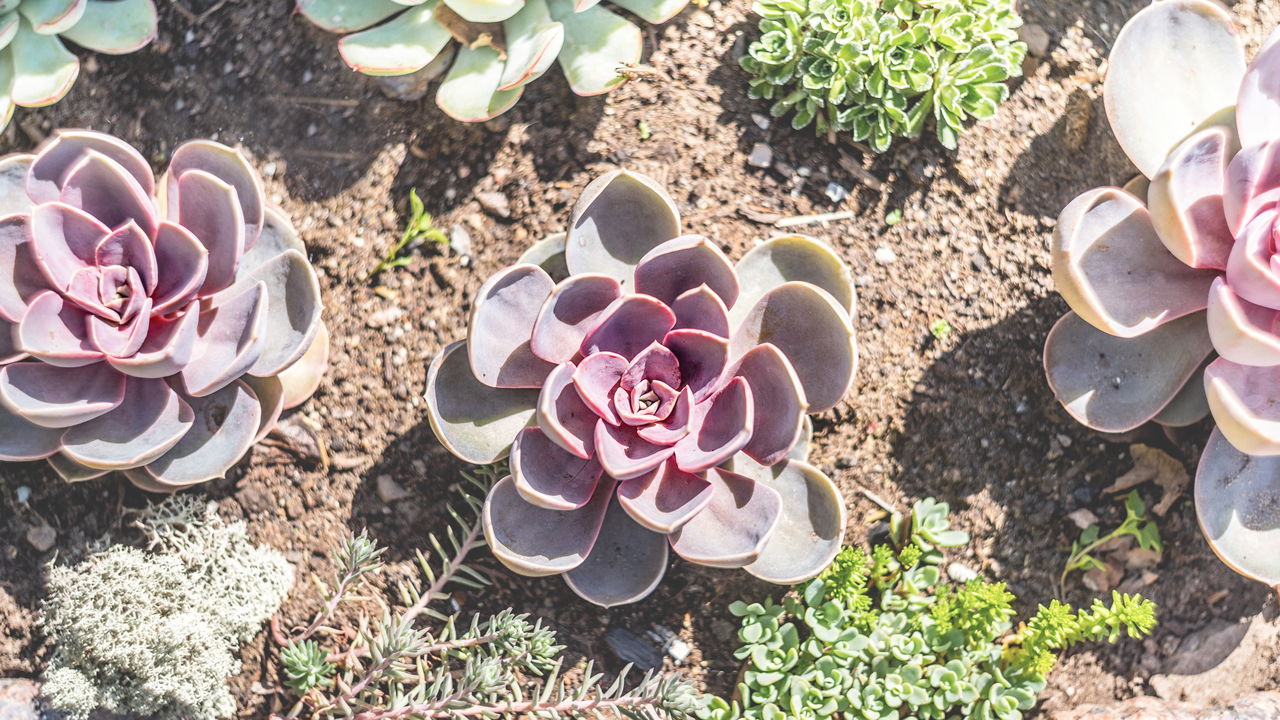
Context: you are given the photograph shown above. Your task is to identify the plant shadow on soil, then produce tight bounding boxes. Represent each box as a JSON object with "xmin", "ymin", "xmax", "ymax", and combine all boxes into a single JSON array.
[{"xmin": 889, "ymin": 291, "xmax": 1273, "ymax": 683}]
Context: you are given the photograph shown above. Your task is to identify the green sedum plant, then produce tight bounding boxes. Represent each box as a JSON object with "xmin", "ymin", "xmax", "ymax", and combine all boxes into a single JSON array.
[
  {"xmin": 741, "ymin": 0, "xmax": 1026, "ymax": 152},
  {"xmin": 40, "ymin": 495, "xmax": 293, "ymax": 720},
  {"xmin": 702, "ymin": 499, "xmax": 1157, "ymax": 720},
  {"xmin": 1060, "ymin": 490, "xmax": 1161, "ymax": 598}
]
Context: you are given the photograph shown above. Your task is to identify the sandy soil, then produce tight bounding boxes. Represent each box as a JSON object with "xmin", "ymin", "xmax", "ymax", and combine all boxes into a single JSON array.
[{"xmin": 2, "ymin": 0, "xmax": 1279, "ymax": 716}]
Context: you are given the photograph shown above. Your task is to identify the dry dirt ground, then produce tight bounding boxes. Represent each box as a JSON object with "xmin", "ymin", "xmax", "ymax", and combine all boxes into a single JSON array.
[{"xmin": 2, "ymin": 0, "xmax": 1279, "ymax": 716}]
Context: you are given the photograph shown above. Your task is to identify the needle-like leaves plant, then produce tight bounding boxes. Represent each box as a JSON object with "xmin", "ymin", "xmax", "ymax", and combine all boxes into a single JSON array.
[
  {"xmin": 424, "ymin": 170, "xmax": 858, "ymax": 607},
  {"xmin": 297, "ymin": 0, "xmax": 689, "ymax": 122},
  {"xmin": 741, "ymin": 0, "xmax": 1026, "ymax": 152},
  {"xmin": 275, "ymin": 465, "xmax": 706, "ymax": 720},
  {"xmin": 0, "ymin": 130, "xmax": 329, "ymax": 490},
  {"xmin": 1041, "ymin": 0, "xmax": 1280, "ymax": 587},
  {"xmin": 700, "ymin": 499, "xmax": 1158, "ymax": 720},
  {"xmin": 0, "ymin": 0, "xmax": 158, "ymax": 130}
]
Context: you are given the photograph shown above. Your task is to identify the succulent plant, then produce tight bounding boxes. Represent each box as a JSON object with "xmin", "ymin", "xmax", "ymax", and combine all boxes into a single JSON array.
[
  {"xmin": 741, "ymin": 0, "xmax": 1026, "ymax": 152},
  {"xmin": 1043, "ymin": 0, "xmax": 1280, "ymax": 587},
  {"xmin": 297, "ymin": 0, "xmax": 688, "ymax": 122},
  {"xmin": 699, "ymin": 499, "xmax": 1157, "ymax": 720},
  {"xmin": 0, "ymin": 0, "xmax": 158, "ymax": 130},
  {"xmin": 425, "ymin": 170, "xmax": 858, "ymax": 606},
  {"xmin": 0, "ymin": 130, "xmax": 328, "ymax": 491}
]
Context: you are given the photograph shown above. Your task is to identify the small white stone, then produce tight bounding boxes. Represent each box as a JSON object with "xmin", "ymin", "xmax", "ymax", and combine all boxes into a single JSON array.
[
  {"xmin": 947, "ymin": 563, "xmax": 979, "ymax": 583},
  {"xmin": 747, "ymin": 143, "xmax": 773, "ymax": 168},
  {"xmin": 752, "ymin": 113, "xmax": 771, "ymax": 130},
  {"xmin": 825, "ymin": 182, "xmax": 849, "ymax": 203},
  {"xmin": 667, "ymin": 639, "xmax": 691, "ymax": 663},
  {"xmin": 874, "ymin": 246, "xmax": 897, "ymax": 264},
  {"xmin": 15, "ymin": 485, "xmax": 30, "ymax": 504}
]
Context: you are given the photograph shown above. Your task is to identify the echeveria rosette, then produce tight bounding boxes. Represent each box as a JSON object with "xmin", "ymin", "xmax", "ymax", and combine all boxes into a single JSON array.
[
  {"xmin": 0, "ymin": 130, "xmax": 328, "ymax": 491},
  {"xmin": 0, "ymin": 0, "xmax": 158, "ymax": 130},
  {"xmin": 297, "ymin": 0, "xmax": 688, "ymax": 123},
  {"xmin": 425, "ymin": 170, "xmax": 857, "ymax": 607},
  {"xmin": 1042, "ymin": 0, "xmax": 1280, "ymax": 587},
  {"xmin": 740, "ymin": 0, "xmax": 1026, "ymax": 152}
]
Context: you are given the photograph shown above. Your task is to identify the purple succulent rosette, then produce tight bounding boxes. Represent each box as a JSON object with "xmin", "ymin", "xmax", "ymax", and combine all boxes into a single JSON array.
[
  {"xmin": 425, "ymin": 170, "xmax": 856, "ymax": 607},
  {"xmin": 1044, "ymin": 0, "xmax": 1280, "ymax": 586},
  {"xmin": 0, "ymin": 130, "xmax": 328, "ymax": 491}
]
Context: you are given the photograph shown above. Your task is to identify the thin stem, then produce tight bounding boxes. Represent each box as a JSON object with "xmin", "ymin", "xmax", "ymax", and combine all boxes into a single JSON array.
[
  {"xmin": 335, "ymin": 516, "xmax": 485, "ymax": 708},
  {"xmin": 294, "ymin": 573, "xmax": 360, "ymax": 644},
  {"xmin": 403, "ymin": 516, "xmax": 484, "ymax": 625}
]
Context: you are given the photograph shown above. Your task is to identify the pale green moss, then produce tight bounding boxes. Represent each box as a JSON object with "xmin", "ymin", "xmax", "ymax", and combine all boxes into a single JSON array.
[{"xmin": 40, "ymin": 495, "xmax": 293, "ymax": 720}]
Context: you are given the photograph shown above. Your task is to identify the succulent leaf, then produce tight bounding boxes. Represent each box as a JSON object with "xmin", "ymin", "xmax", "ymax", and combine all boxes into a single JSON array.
[
  {"xmin": 483, "ymin": 474, "xmax": 614, "ymax": 576},
  {"xmin": 1103, "ymin": 0, "xmax": 1245, "ymax": 177},
  {"xmin": 8, "ymin": 19, "xmax": 77, "ymax": 106},
  {"xmin": 58, "ymin": 0, "xmax": 155, "ymax": 54},
  {"xmin": 730, "ymin": 281, "xmax": 856, "ymax": 413},
  {"xmin": 60, "ymin": 376, "xmax": 193, "ymax": 470},
  {"xmin": 548, "ymin": 0, "xmax": 640, "ymax": 95},
  {"xmin": 563, "ymin": 498, "xmax": 668, "ymax": 606},
  {"xmin": 564, "ymin": 170, "xmax": 681, "ymax": 286},
  {"xmin": 497, "ymin": 0, "xmax": 563, "ymax": 90},
  {"xmin": 1044, "ymin": 311, "xmax": 1213, "ymax": 434},
  {"xmin": 296, "ymin": 0, "xmax": 405, "ymax": 33},
  {"xmin": 668, "ymin": 467, "xmax": 782, "ymax": 568},
  {"xmin": 436, "ymin": 44, "xmax": 524, "ymax": 122},
  {"xmin": 616, "ymin": 459, "xmax": 713, "ymax": 533},
  {"xmin": 1052, "ymin": 187, "xmax": 1217, "ymax": 338},
  {"xmin": 139, "ymin": 379, "xmax": 263, "ymax": 487},
  {"xmin": 425, "ymin": 340, "xmax": 538, "ymax": 464},
  {"xmin": 1147, "ymin": 124, "xmax": 1237, "ymax": 270},
  {"xmin": 1195, "ymin": 429, "xmax": 1280, "ymax": 585},
  {"xmin": 744, "ymin": 460, "xmax": 846, "ymax": 584},
  {"xmin": 338, "ymin": 2, "xmax": 451, "ymax": 75},
  {"xmin": 512, "ymin": 426, "xmax": 603, "ymax": 509},
  {"xmin": 1203, "ymin": 358, "xmax": 1280, "ymax": 455},
  {"xmin": 18, "ymin": 0, "xmax": 84, "ymax": 35}
]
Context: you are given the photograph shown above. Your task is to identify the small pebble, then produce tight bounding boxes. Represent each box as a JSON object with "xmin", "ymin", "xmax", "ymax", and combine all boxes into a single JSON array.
[
  {"xmin": 667, "ymin": 639, "xmax": 691, "ymax": 664},
  {"xmin": 476, "ymin": 191, "xmax": 511, "ymax": 218},
  {"xmin": 874, "ymin": 246, "xmax": 897, "ymax": 264},
  {"xmin": 1019, "ymin": 24, "xmax": 1051, "ymax": 57},
  {"xmin": 14, "ymin": 486, "xmax": 29, "ymax": 504},
  {"xmin": 747, "ymin": 143, "xmax": 773, "ymax": 168},
  {"xmin": 450, "ymin": 224, "xmax": 472, "ymax": 256},
  {"xmin": 751, "ymin": 113, "xmax": 771, "ymax": 130},
  {"xmin": 605, "ymin": 628, "xmax": 662, "ymax": 671},
  {"xmin": 947, "ymin": 562, "xmax": 978, "ymax": 582},
  {"xmin": 825, "ymin": 182, "xmax": 849, "ymax": 203},
  {"xmin": 25, "ymin": 523, "xmax": 56, "ymax": 553},
  {"xmin": 376, "ymin": 475, "xmax": 412, "ymax": 504}
]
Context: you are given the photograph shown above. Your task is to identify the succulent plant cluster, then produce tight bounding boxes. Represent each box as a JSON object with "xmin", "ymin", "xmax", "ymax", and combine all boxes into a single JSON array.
[
  {"xmin": 425, "ymin": 170, "xmax": 858, "ymax": 607},
  {"xmin": 0, "ymin": 130, "xmax": 328, "ymax": 491},
  {"xmin": 741, "ymin": 0, "xmax": 1026, "ymax": 152},
  {"xmin": 700, "ymin": 499, "xmax": 1158, "ymax": 720},
  {"xmin": 1043, "ymin": 0, "xmax": 1280, "ymax": 587},
  {"xmin": 297, "ymin": 0, "xmax": 689, "ymax": 122},
  {"xmin": 0, "ymin": 0, "xmax": 158, "ymax": 130}
]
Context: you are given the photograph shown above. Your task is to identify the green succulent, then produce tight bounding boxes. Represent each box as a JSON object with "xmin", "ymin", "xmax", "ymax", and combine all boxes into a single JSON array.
[
  {"xmin": 0, "ymin": 0, "xmax": 158, "ymax": 131},
  {"xmin": 741, "ymin": 0, "xmax": 1027, "ymax": 152},
  {"xmin": 702, "ymin": 498, "xmax": 1158, "ymax": 720}
]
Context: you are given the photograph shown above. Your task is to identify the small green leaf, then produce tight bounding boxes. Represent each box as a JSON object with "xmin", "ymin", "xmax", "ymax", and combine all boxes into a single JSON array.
[{"xmin": 885, "ymin": 208, "xmax": 903, "ymax": 225}]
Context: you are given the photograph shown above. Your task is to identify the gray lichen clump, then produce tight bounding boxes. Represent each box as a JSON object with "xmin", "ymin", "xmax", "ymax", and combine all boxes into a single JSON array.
[{"xmin": 39, "ymin": 495, "xmax": 293, "ymax": 720}]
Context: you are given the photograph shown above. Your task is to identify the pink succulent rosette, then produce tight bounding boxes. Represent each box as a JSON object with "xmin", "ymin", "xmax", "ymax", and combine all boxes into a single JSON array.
[
  {"xmin": 425, "ymin": 170, "xmax": 856, "ymax": 606},
  {"xmin": 0, "ymin": 130, "xmax": 328, "ymax": 491},
  {"xmin": 1044, "ymin": 0, "xmax": 1280, "ymax": 586}
]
